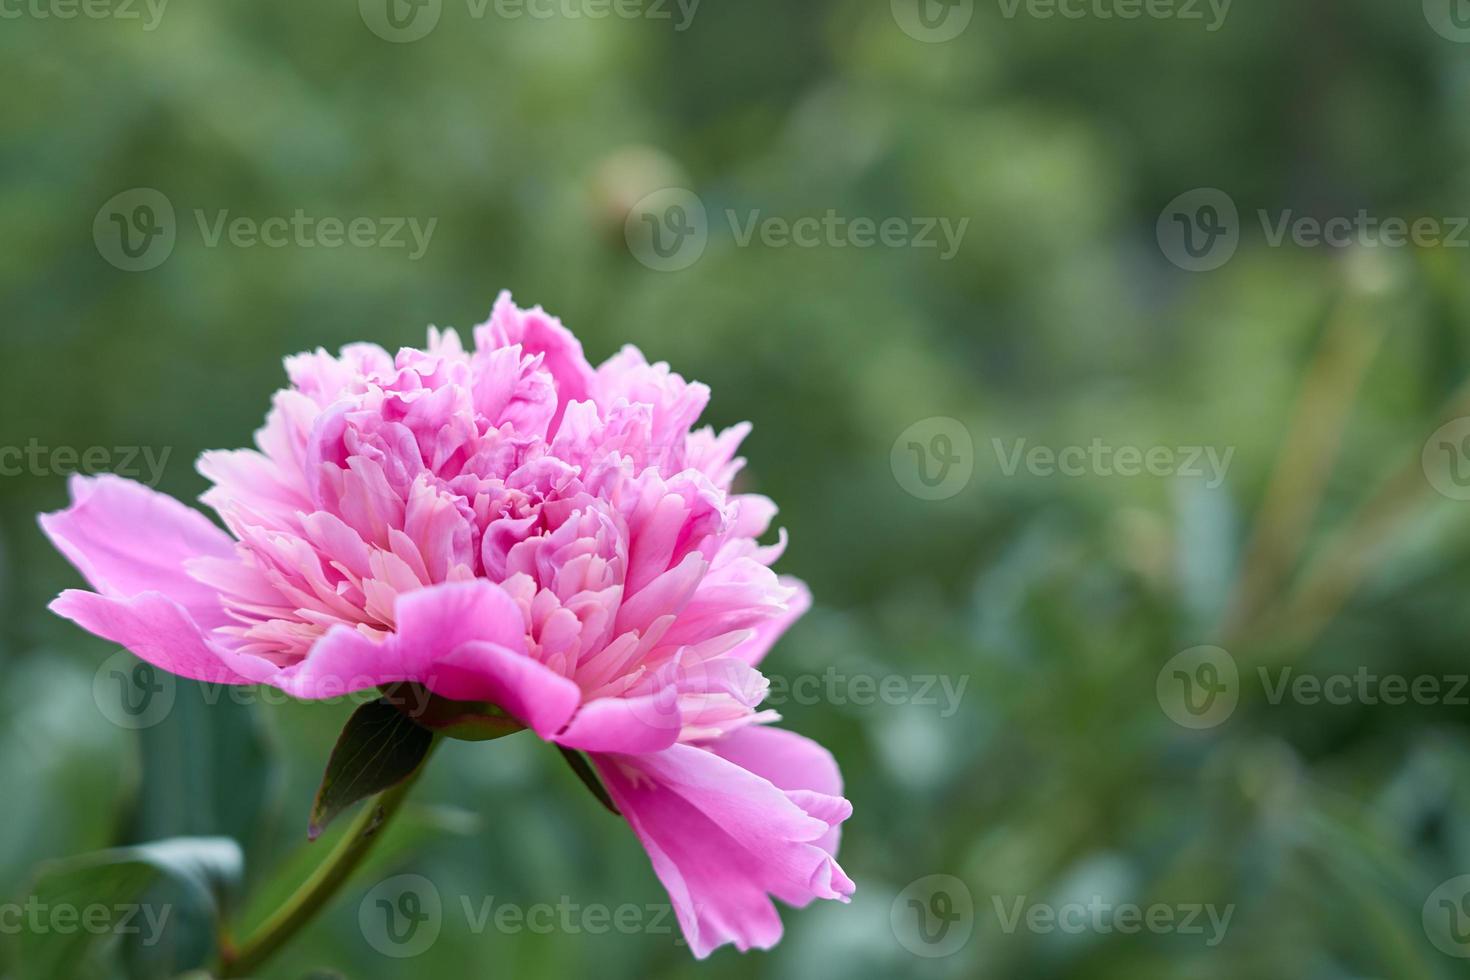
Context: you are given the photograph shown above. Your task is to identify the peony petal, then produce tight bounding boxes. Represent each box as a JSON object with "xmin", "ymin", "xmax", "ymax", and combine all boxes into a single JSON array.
[
  {"xmin": 553, "ymin": 693, "xmax": 683, "ymax": 754},
  {"xmin": 268, "ymin": 581, "xmax": 581, "ymax": 737},
  {"xmin": 438, "ymin": 640, "xmax": 581, "ymax": 737},
  {"xmin": 728, "ymin": 577, "xmax": 811, "ymax": 667},
  {"xmin": 614, "ymin": 551, "xmax": 706, "ymax": 637},
  {"xmin": 392, "ymin": 577, "xmax": 528, "ymax": 658},
  {"xmin": 475, "ymin": 291, "xmax": 595, "ymax": 433},
  {"xmin": 708, "ymin": 724, "xmax": 846, "ymax": 855},
  {"xmin": 593, "ymin": 742, "xmax": 853, "ymax": 958},
  {"xmin": 49, "ymin": 589, "xmax": 262, "ymax": 686},
  {"xmin": 39, "ymin": 474, "xmax": 238, "ymax": 629}
]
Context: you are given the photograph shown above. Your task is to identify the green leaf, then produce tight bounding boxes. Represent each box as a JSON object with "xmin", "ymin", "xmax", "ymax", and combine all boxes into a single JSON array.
[
  {"xmin": 308, "ymin": 698, "xmax": 434, "ymax": 841},
  {"xmin": 122, "ymin": 675, "xmax": 278, "ymax": 862},
  {"xmin": 18, "ymin": 836, "xmax": 242, "ymax": 980}
]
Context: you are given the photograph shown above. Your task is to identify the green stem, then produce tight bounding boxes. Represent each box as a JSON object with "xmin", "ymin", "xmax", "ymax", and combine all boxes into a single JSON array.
[{"xmin": 218, "ymin": 738, "xmax": 440, "ymax": 978}]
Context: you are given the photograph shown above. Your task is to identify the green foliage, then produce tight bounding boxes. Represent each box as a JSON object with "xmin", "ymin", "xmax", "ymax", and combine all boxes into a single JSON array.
[
  {"xmin": 309, "ymin": 699, "xmax": 435, "ymax": 841},
  {"xmin": 18, "ymin": 838, "xmax": 241, "ymax": 980}
]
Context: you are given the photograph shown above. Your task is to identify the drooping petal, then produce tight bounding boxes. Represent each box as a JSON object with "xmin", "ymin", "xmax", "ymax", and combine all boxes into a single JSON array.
[
  {"xmin": 708, "ymin": 724, "xmax": 846, "ymax": 855},
  {"xmin": 593, "ymin": 742, "xmax": 854, "ymax": 958}
]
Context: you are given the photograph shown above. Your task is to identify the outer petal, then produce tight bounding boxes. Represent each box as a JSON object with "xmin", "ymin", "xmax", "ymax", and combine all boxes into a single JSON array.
[
  {"xmin": 268, "ymin": 580, "xmax": 581, "ymax": 737},
  {"xmin": 48, "ymin": 589, "xmax": 261, "ymax": 686},
  {"xmin": 39, "ymin": 474, "xmax": 238, "ymax": 629},
  {"xmin": 592, "ymin": 741, "xmax": 854, "ymax": 958}
]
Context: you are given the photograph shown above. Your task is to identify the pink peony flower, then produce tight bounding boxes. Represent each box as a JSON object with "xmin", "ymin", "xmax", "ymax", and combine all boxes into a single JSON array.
[{"xmin": 39, "ymin": 292, "xmax": 853, "ymax": 957}]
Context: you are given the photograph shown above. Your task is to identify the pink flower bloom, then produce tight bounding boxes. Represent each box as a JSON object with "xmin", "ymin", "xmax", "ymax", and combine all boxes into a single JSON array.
[{"xmin": 39, "ymin": 292, "xmax": 853, "ymax": 957}]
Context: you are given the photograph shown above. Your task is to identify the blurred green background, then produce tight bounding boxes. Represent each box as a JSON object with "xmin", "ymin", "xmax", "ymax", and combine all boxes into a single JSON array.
[{"xmin": 7, "ymin": 1, "xmax": 1470, "ymax": 977}]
